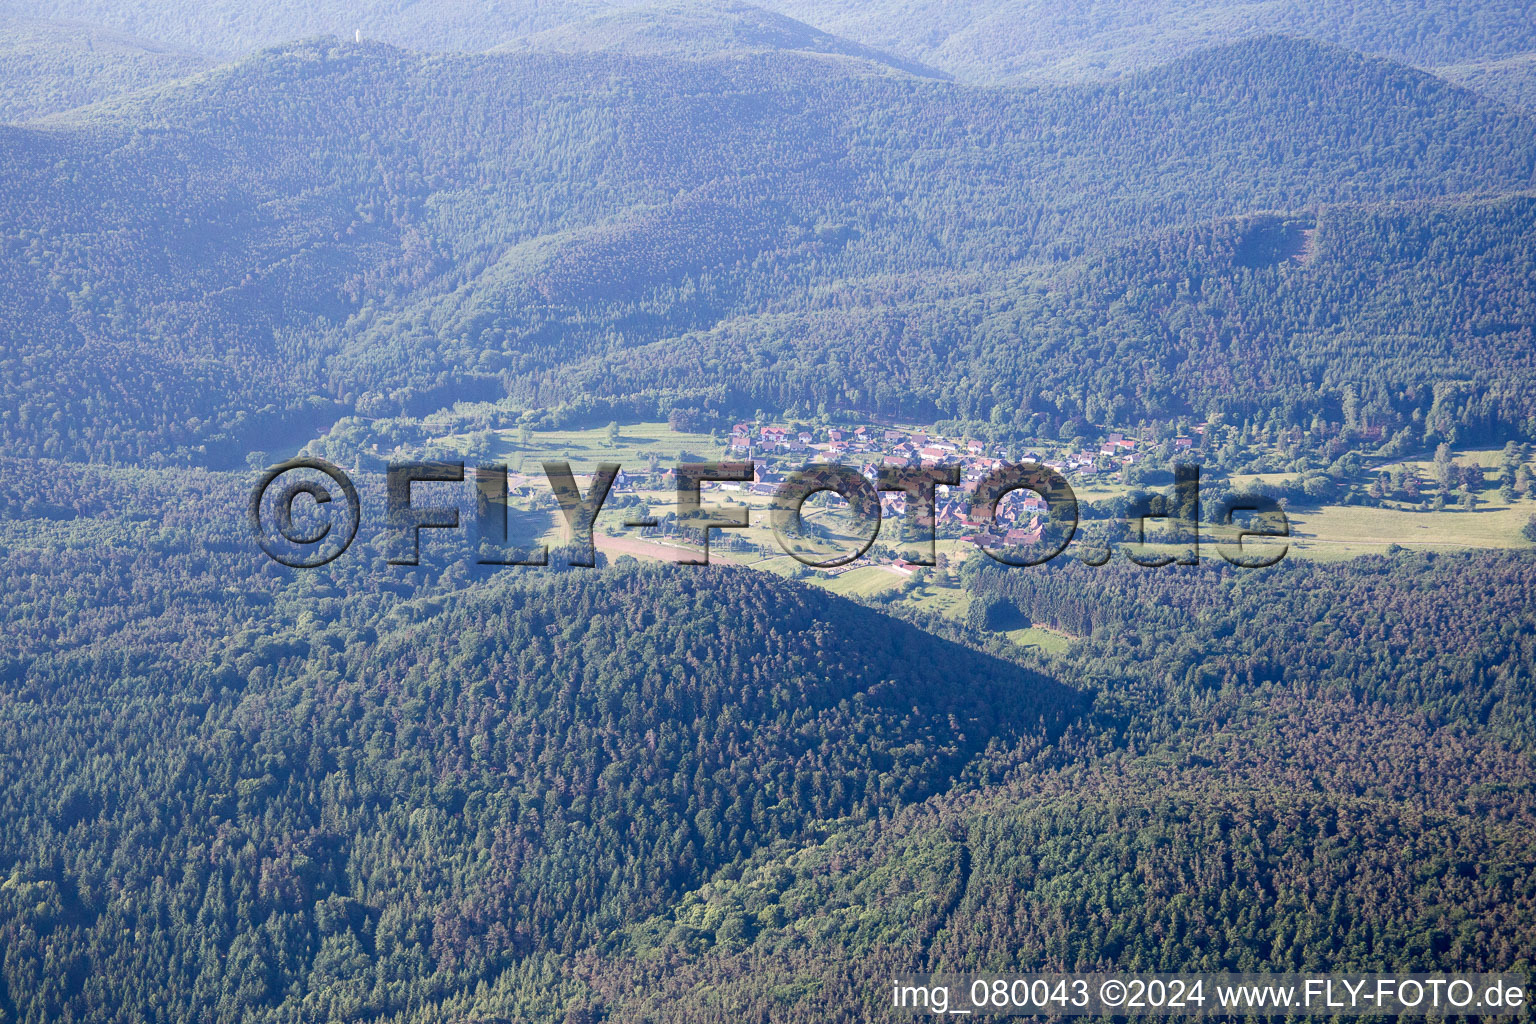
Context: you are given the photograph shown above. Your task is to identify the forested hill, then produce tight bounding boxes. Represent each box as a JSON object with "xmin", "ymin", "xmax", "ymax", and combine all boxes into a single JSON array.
[
  {"xmin": 499, "ymin": 1, "xmax": 945, "ymax": 79},
  {"xmin": 6, "ymin": 483, "xmax": 1528, "ymax": 1022},
  {"xmin": 0, "ymin": 559, "xmax": 1076, "ymax": 1023},
  {"xmin": 764, "ymin": 0, "xmax": 1536, "ymax": 87},
  {"xmin": 1436, "ymin": 52, "xmax": 1536, "ymax": 112},
  {"xmin": 3, "ymin": 35, "xmax": 1534, "ymax": 464},
  {"xmin": 0, "ymin": 16, "xmax": 211, "ymax": 123},
  {"xmin": 558, "ymin": 193, "xmax": 1536, "ymax": 444},
  {"xmin": 571, "ymin": 552, "xmax": 1536, "ymax": 1022},
  {"xmin": 3, "ymin": 5, "xmax": 1534, "ymax": 1023},
  {"xmin": 25, "ymin": 0, "xmax": 1536, "ymax": 89}
]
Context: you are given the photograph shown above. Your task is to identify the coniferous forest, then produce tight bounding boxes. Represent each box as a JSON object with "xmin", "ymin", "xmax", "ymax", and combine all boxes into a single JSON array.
[{"xmin": 2, "ymin": 2, "xmax": 1535, "ymax": 1021}]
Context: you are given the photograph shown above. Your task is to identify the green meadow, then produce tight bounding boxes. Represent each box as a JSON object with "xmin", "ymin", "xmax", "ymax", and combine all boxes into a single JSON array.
[{"xmin": 437, "ymin": 425, "xmax": 1535, "ymax": 634}]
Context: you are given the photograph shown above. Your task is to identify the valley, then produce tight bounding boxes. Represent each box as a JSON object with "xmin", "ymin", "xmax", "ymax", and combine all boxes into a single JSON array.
[{"xmin": 2, "ymin": 5, "xmax": 1535, "ymax": 1022}]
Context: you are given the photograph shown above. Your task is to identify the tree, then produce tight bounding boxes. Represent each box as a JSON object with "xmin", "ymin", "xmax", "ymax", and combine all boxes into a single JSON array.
[
  {"xmin": 465, "ymin": 430, "xmax": 497, "ymax": 462},
  {"xmin": 1433, "ymin": 444, "xmax": 1456, "ymax": 490},
  {"xmin": 1340, "ymin": 384, "xmax": 1361, "ymax": 432},
  {"xmin": 1501, "ymin": 441, "xmax": 1523, "ymax": 475}
]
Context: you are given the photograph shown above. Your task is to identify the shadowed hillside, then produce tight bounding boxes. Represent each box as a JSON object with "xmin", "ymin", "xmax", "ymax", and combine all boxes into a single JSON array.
[
  {"xmin": 2, "ymin": 36, "xmax": 1532, "ymax": 463},
  {"xmin": 0, "ymin": 560, "xmax": 1077, "ymax": 1022}
]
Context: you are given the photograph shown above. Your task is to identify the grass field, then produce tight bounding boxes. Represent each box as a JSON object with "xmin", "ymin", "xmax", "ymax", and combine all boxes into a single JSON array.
[
  {"xmin": 1285, "ymin": 501, "xmax": 1536, "ymax": 558},
  {"xmin": 1004, "ymin": 626, "xmax": 1074, "ymax": 654},
  {"xmin": 892, "ymin": 578, "xmax": 968, "ymax": 618},
  {"xmin": 440, "ymin": 421, "xmax": 728, "ymax": 473},
  {"xmin": 817, "ymin": 565, "xmax": 904, "ymax": 598},
  {"xmin": 574, "ymin": 489, "xmax": 1533, "ymax": 568},
  {"xmin": 427, "ymin": 425, "xmax": 1533, "ymax": 649},
  {"xmin": 1372, "ymin": 447, "xmax": 1513, "ymax": 473}
]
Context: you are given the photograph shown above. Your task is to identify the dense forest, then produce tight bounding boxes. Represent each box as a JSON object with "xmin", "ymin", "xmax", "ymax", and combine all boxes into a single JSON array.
[
  {"xmin": 19, "ymin": 0, "xmax": 1536, "ymax": 92},
  {"xmin": 1438, "ymin": 52, "xmax": 1536, "ymax": 111},
  {"xmin": 0, "ymin": 521, "xmax": 1076, "ymax": 1023},
  {"xmin": 549, "ymin": 196, "xmax": 1536, "ymax": 445},
  {"xmin": 3, "ymin": 35, "xmax": 1535, "ymax": 463},
  {"xmin": 499, "ymin": 2, "xmax": 945, "ymax": 79},
  {"xmin": 1, "ymin": 466, "xmax": 1531, "ymax": 1021},
  {"xmin": 3, "ymin": 5, "xmax": 1535, "ymax": 1022},
  {"xmin": 768, "ymin": 0, "xmax": 1536, "ymax": 88},
  {"xmin": 557, "ymin": 552, "xmax": 1536, "ymax": 1022},
  {"xmin": 0, "ymin": 16, "xmax": 211, "ymax": 123}
]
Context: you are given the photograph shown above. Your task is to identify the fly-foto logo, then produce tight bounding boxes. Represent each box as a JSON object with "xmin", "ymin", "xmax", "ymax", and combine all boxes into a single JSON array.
[{"xmin": 249, "ymin": 458, "xmax": 1288, "ymax": 569}]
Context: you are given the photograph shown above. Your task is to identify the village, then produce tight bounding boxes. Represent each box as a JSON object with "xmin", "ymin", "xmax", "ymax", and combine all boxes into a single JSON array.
[
  {"xmin": 549, "ymin": 419, "xmax": 1207, "ymax": 564},
  {"xmin": 329, "ymin": 405, "xmax": 1536, "ymax": 578}
]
